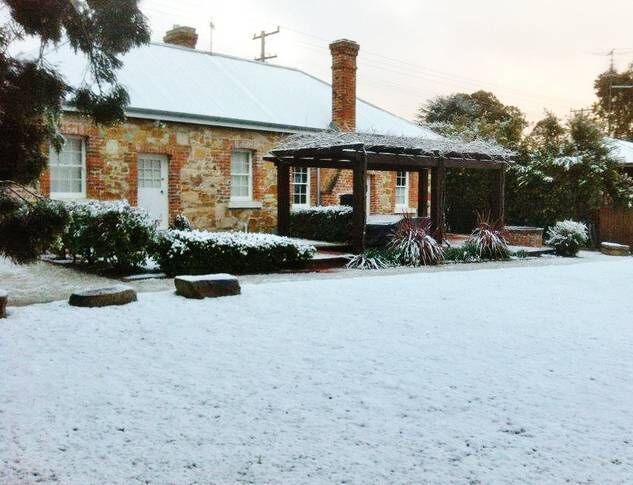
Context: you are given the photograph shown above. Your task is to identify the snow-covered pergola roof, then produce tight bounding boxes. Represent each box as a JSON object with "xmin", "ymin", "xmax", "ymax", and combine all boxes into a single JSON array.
[{"xmin": 269, "ymin": 131, "xmax": 514, "ymax": 168}]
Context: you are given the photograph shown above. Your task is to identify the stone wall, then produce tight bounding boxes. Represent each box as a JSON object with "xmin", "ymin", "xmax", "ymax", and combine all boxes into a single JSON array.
[
  {"xmin": 505, "ymin": 226, "xmax": 544, "ymax": 248},
  {"xmin": 41, "ymin": 114, "xmax": 415, "ymax": 232}
]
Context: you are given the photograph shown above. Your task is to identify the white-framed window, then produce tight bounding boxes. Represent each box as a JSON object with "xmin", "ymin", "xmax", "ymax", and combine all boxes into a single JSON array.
[
  {"xmin": 49, "ymin": 136, "xmax": 86, "ymax": 199},
  {"xmin": 395, "ymin": 171, "xmax": 409, "ymax": 208},
  {"xmin": 230, "ymin": 150, "xmax": 253, "ymax": 201},
  {"xmin": 292, "ymin": 167, "xmax": 310, "ymax": 207}
]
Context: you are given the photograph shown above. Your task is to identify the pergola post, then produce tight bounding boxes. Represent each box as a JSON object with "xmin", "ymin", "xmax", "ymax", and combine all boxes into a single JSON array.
[
  {"xmin": 417, "ymin": 168, "xmax": 429, "ymax": 217},
  {"xmin": 430, "ymin": 160, "xmax": 446, "ymax": 242},
  {"xmin": 492, "ymin": 164, "xmax": 506, "ymax": 225},
  {"xmin": 352, "ymin": 152, "xmax": 368, "ymax": 252},
  {"xmin": 276, "ymin": 162, "xmax": 290, "ymax": 236}
]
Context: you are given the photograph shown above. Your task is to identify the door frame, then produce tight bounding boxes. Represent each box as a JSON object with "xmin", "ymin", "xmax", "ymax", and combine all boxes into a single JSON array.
[{"xmin": 137, "ymin": 153, "xmax": 169, "ymax": 229}]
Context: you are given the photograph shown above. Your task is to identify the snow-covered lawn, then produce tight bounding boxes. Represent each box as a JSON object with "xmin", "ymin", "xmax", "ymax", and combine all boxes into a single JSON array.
[{"xmin": 2, "ymin": 259, "xmax": 633, "ymax": 483}]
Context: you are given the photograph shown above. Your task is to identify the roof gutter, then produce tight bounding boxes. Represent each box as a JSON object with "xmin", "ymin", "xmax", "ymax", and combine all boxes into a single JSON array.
[{"xmin": 62, "ymin": 105, "xmax": 325, "ymax": 135}]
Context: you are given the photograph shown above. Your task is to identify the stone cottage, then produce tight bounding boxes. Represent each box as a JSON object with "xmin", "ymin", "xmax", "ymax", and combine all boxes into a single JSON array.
[{"xmin": 42, "ymin": 26, "xmax": 438, "ymax": 231}]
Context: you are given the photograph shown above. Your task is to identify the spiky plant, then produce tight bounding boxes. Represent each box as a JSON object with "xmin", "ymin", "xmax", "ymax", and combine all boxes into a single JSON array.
[
  {"xmin": 466, "ymin": 213, "xmax": 510, "ymax": 260},
  {"xmin": 388, "ymin": 214, "xmax": 444, "ymax": 266},
  {"xmin": 346, "ymin": 249, "xmax": 393, "ymax": 270}
]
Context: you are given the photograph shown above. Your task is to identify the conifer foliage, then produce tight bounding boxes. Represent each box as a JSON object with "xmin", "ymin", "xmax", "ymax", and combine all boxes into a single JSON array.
[{"xmin": 0, "ymin": 0, "xmax": 150, "ymax": 183}]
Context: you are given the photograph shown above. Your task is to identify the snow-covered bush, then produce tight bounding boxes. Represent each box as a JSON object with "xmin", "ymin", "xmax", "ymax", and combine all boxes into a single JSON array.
[
  {"xmin": 289, "ymin": 205, "xmax": 352, "ymax": 242},
  {"xmin": 346, "ymin": 248, "xmax": 394, "ymax": 270},
  {"xmin": 546, "ymin": 220, "xmax": 589, "ymax": 257},
  {"xmin": 466, "ymin": 218, "xmax": 510, "ymax": 260},
  {"xmin": 170, "ymin": 213, "xmax": 193, "ymax": 231},
  {"xmin": 62, "ymin": 200, "xmax": 157, "ymax": 272},
  {"xmin": 0, "ymin": 191, "xmax": 69, "ymax": 264},
  {"xmin": 388, "ymin": 216, "xmax": 443, "ymax": 266},
  {"xmin": 153, "ymin": 230, "xmax": 316, "ymax": 276}
]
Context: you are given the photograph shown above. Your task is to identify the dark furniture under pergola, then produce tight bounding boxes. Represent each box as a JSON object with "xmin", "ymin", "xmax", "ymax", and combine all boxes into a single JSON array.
[{"xmin": 264, "ymin": 132, "xmax": 513, "ymax": 252}]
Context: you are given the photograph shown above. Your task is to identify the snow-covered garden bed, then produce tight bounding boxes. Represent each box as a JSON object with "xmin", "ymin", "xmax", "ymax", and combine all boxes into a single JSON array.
[{"xmin": 2, "ymin": 258, "xmax": 633, "ymax": 482}]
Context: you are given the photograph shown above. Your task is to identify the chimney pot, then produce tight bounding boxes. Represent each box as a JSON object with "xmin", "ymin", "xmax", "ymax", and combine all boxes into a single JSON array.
[
  {"xmin": 163, "ymin": 25, "xmax": 198, "ymax": 49},
  {"xmin": 330, "ymin": 39, "xmax": 360, "ymax": 132}
]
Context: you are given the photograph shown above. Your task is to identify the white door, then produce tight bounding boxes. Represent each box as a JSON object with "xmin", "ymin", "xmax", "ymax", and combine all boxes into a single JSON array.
[{"xmin": 138, "ymin": 154, "xmax": 169, "ymax": 229}]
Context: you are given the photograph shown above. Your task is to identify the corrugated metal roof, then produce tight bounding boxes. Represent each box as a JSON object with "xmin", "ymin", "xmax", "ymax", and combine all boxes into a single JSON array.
[
  {"xmin": 606, "ymin": 138, "xmax": 633, "ymax": 165},
  {"xmin": 46, "ymin": 42, "xmax": 438, "ymax": 138}
]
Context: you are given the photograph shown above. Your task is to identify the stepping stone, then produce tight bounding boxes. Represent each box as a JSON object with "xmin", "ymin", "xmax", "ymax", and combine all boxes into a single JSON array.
[
  {"xmin": 175, "ymin": 274, "xmax": 241, "ymax": 299},
  {"xmin": 600, "ymin": 242, "xmax": 631, "ymax": 256},
  {"xmin": 69, "ymin": 285, "xmax": 137, "ymax": 308},
  {"xmin": 0, "ymin": 289, "xmax": 7, "ymax": 318}
]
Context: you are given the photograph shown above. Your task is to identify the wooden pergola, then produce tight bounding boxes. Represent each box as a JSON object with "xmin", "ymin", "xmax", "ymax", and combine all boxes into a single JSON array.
[{"xmin": 264, "ymin": 132, "xmax": 513, "ymax": 252}]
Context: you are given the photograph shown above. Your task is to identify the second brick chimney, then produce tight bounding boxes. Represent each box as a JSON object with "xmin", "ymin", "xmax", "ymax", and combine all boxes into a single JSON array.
[
  {"xmin": 329, "ymin": 39, "xmax": 360, "ymax": 132},
  {"xmin": 163, "ymin": 25, "xmax": 198, "ymax": 49}
]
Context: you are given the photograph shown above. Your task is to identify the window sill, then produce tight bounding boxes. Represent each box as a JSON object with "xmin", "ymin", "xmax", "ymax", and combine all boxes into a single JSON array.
[
  {"xmin": 395, "ymin": 206, "xmax": 417, "ymax": 214},
  {"xmin": 228, "ymin": 200, "xmax": 263, "ymax": 209}
]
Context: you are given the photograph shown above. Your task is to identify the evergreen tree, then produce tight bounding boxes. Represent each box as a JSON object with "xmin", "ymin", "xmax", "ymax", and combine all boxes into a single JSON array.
[
  {"xmin": 507, "ymin": 113, "xmax": 633, "ymax": 230},
  {"xmin": 593, "ymin": 65, "xmax": 633, "ymax": 141},
  {"xmin": 0, "ymin": 0, "xmax": 150, "ymax": 184}
]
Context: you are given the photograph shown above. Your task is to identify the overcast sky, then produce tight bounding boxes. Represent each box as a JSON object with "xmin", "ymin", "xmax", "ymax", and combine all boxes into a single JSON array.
[{"xmin": 139, "ymin": 0, "xmax": 633, "ymax": 126}]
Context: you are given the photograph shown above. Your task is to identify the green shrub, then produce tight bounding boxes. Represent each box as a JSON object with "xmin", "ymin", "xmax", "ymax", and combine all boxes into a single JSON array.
[
  {"xmin": 0, "ymin": 195, "xmax": 69, "ymax": 264},
  {"xmin": 545, "ymin": 220, "xmax": 589, "ymax": 257},
  {"xmin": 289, "ymin": 205, "xmax": 352, "ymax": 242},
  {"xmin": 170, "ymin": 213, "xmax": 193, "ymax": 231},
  {"xmin": 443, "ymin": 242, "xmax": 481, "ymax": 263},
  {"xmin": 63, "ymin": 200, "xmax": 157, "ymax": 272},
  {"xmin": 513, "ymin": 249, "xmax": 529, "ymax": 259},
  {"xmin": 153, "ymin": 230, "xmax": 316, "ymax": 276}
]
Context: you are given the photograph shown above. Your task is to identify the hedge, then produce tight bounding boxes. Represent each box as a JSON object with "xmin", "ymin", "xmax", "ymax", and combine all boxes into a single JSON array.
[
  {"xmin": 62, "ymin": 200, "xmax": 157, "ymax": 272},
  {"xmin": 289, "ymin": 205, "xmax": 352, "ymax": 242},
  {"xmin": 153, "ymin": 230, "xmax": 316, "ymax": 276}
]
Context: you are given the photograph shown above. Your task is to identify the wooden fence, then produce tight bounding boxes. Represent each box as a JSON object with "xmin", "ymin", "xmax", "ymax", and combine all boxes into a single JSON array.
[{"xmin": 598, "ymin": 205, "xmax": 633, "ymax": 247}]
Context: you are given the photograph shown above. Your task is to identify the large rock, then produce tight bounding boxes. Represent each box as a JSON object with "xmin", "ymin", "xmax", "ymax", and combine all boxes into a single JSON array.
[
  {"xmin": 175, "ymin": 274, "xmax": 241, "ymax": 299},
  {"xmin": 601, "ymin": 242, "xmax": 631, "ymax": 256},
  {"xmin": 69, "ymin": 285, "xmax": 137, "ymax": 308},
  {"xmin": 0, "ymin": 289, "xmax": 7, "ymax": 318}
]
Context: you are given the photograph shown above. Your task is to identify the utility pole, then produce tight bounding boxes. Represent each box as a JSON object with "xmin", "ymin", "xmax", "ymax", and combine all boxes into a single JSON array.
[
  {"xmin": 253, "ymin": 26, "xmax": 280, "ymax": 62},
  {"xmin": 570, "ymin": 108, "xmax": 592, "ymax": 117}
]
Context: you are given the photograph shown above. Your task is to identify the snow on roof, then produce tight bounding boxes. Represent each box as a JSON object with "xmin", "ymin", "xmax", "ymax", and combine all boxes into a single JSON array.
[
  {"xmin": 271, "ymin": 131, "xmax": 514, "ymax": 161},
  {"xmin": 43, "ymin": 42, "xmax": 436, "ymax": 138},
  {"xmin": 606, "ymin": 138, "xmax": 633, "ymax": 166}
]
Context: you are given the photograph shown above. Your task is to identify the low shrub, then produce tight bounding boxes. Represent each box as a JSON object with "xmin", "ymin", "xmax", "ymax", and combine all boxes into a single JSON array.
[
  {"xmin": 513, "ymin": 249, "xmax": 529, "ymax": 259},
  {"xmin": 170, "ymin": 213, "xmax": 193, "ymax": 231},
  {"xmin": 388, "ymin": 216, "xmax": 444, "ymax": 266},
  {"xmin": 289, "ymin": 205, "xmax": 352, "ymax": 242},
  {"xmin": 153, "ymin": 230, "xmax": 316, "ymax": 276},
  {"xmin": 466, "ymin": 216, "xmax": 510, "ymax": 261},
  {"xmin": 346, "ymin": 248, "xmax": 394, "ymax": 270},
  {"xmin": 545, "ymin": 220, "xmax": 589, "ymax": 257},
  {"xmin": 0, "ymin": 194, "xmax": 69, "ymax": 264},
  {"xmin": 62, "ymin": 200, "xmax": 157, "ymax": 272},
  {"xmin": 443, "ymin": 241, "xmax": 481, "ymax": 263}
]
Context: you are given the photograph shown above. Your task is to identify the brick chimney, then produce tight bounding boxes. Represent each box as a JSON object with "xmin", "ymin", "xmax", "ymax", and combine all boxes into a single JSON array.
[
  {"xmin": 329, "ymin": 39, "xmax": 360, "ymax": 132},
  {"xmin": 163, "ymin": 25, "xmax": 198, "ymax": 49}
]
